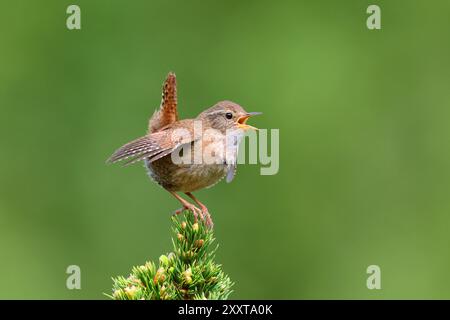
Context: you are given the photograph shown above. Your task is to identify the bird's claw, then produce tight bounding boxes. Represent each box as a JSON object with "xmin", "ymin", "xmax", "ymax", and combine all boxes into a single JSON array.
[
  {"xmin": 173, "ymin": 204, "xmax": 213, "ymax": 228},
  {"xmin": 173, "ymin": 204, "xmax": 204, "ymax": 222},
  {"xmin": 199, "ymin": 206, "xmax": 214, "ymax": 229}
]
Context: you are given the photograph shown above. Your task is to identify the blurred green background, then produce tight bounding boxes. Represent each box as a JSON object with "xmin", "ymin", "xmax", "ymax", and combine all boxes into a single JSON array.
[{"xmin": 1, "ymin": 0, "xmax": 450, "ymax": 299}]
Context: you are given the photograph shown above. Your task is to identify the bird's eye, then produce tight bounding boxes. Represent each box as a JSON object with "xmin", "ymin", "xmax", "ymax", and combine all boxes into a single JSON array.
[{"xmin": 225, "ymin": 112, "xmax": 233, "ymax": 119}]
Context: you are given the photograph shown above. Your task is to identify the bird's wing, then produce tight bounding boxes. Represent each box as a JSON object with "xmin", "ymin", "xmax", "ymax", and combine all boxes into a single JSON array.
[
  {"xmin": 107, "ymin": 127, "xmax": 197, "ymax": 167},
  {"xmin": 106, "ymin": 131, "xmax": 170, "ymax": 166},
  {"xmin": 148, "ymin": 72, "xmax": 179, "ymax": 133}
]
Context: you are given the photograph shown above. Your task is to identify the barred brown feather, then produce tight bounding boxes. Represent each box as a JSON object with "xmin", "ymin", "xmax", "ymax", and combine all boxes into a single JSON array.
[
  {"xmin": 107, "ymin": 135, "xmax": 165, "ymax": 164},
  {"xmin": 148, "ymin": 72, "xmax": 178, "ymax": 133}
]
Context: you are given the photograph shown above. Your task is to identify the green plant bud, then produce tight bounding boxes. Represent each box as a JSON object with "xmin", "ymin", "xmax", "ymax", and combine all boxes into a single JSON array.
[
  {"xmin": 209, "ymin": 276, "xmax": 217, "ymax": 283},
  {"xmin": 144, "ymin": 262, "xmax": 155, "ymax": 274},
  {"xmin": 113, "ymin": 289, "xmax": 124, "ymax": 299},
  {"xmin": 138, "ymin": 265, "xmax": 146, "ymax": 272},
  {"xmin": 195, "ymin": 239, "xmax": 204, "ymax": 248},
  {"xmin": 167, "ymin": 252, "xmax": 176, "ymax": 262},
  {"xmin": 180, "ymin": 288, "xmax": 188, "ymax": 295},
  {"xmin": 124, "ymin": 285, "xmax": 137, "ymax": 298},
  {"xmin": 192, "ymin": 223, "xmax": 199, "ymax": 232},
  {"xmin": 153, "ymin": 267, "xmax": 166, "ymax": 284},
  {"xmin": 181, "ymin": 222, "xmax": 187, "ymax": 229},
  {"xmin": 183, "ymin": 267, "xmax": 193, "ymax": 283},
  {"xmin": 159, "ymin": 254, "xmax": 169, "ymax": 266}
]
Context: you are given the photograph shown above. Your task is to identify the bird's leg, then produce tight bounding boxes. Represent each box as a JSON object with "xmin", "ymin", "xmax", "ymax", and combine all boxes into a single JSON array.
[
  {"xmin": 168, "ymin": 191, "xmax": 203, "ymax": 221},
  {"xmin": 185, "ymin": 192, "xmax": 213, "ymax": 228}
]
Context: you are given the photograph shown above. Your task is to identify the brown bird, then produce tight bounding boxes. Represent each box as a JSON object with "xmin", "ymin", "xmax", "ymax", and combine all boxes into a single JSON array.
[{"xmin": 107, "ymin": 72, "xmax": 261, "ymax": 228}]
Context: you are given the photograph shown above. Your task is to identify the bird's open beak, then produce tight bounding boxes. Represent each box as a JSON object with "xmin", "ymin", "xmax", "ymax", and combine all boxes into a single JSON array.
[{"xmin": 237, "ymin": 112, "xmax": 262, "ymax": 131}]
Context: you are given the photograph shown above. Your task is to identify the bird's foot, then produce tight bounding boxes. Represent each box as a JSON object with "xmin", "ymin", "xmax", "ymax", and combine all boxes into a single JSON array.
[
  {"xmin": 173, "ymin": 204, "xmax": 204, "ymax": 222},
  {"xmin": 173, "ymin": 204, "xmax": 213, "ymax": 228},
  {"xmin": 199, "ymin": 205, "xmax": 214, "ymax": 229}
]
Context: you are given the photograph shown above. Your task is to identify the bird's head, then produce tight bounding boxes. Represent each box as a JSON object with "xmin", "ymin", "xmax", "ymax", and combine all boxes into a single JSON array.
[{"xmin": 198, "ymin": 100, "xmax": 261, "ymax": 133}]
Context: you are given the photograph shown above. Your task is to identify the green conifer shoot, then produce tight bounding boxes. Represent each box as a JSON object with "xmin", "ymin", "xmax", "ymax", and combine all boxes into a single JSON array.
[{"xmin": 109, "ymin": 211, "xmax": 233, "ymax": 300}]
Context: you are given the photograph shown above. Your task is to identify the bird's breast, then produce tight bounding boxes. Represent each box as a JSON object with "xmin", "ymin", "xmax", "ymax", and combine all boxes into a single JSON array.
[{"xmin": 145, "ymin": 156, "xmax": 227, "ymax": 193}]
